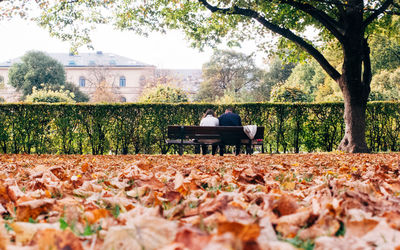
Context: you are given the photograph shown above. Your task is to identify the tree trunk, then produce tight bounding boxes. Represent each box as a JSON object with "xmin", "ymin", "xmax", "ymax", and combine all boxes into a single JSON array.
[
  {"xmin": 337, "ymin": 3, "xmax": 371, "ymax": 153},
  {"xmin": 338, "ymin": 93, "xmax": 369, "ymax": 152}
]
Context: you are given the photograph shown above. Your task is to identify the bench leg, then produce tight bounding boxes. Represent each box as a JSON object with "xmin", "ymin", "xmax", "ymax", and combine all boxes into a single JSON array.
[
  {"xmin": 219, "ymin": 145, "xmax": 225, "ymax": 156},
  {"xmin": 235, "ymin": 144, "xmax": 241, "ymax": 156},
  {"xmin": 211, "ymin": 145, "xmax": 217, "ymax": 155},
  {"xmin": 246, "ymin": 144, "xmax": 252, "ymax": 155},
  {"xmin": 179, "ymin": 144, "xmax": 183, "ymax": 155},
  {"xmin": 194, "ymin": 145, "xmax": 201, "ymax": 154},
  {"xmin": 201, "ymin": 145, "xmax": 208, "ymax": 155}
]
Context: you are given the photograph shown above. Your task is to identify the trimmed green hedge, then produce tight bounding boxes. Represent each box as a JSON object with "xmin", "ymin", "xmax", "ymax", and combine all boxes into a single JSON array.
[{"xmin": 0, "ymin": 102, "xmax": 399, "ymax": 154}]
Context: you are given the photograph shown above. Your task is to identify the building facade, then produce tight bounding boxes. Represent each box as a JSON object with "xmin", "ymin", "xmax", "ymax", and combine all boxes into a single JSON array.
[{"xmin": 0, "ymin": 51, "xmax": 155, "ymax": 102}]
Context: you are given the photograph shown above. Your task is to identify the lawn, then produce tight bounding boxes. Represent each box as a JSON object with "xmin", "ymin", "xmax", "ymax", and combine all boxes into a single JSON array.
[{"xmin": 0, "ymin": 153, "xmax": 399, "ymax": 249}]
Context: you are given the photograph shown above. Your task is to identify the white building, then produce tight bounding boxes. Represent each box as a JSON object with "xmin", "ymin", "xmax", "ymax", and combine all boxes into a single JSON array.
[{"xmin": 0, "ymin": 51, "xmax": 156, "ymax": 102}]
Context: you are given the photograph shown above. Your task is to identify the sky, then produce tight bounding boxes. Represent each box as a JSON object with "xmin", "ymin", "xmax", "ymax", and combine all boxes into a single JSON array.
[{"xmin": 0, "ymin": 19, "xmax": 217, "ymax": 69}]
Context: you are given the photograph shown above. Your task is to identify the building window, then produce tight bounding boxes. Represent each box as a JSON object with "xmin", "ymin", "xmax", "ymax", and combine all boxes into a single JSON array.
[
  {"xmin": 120, "ymin": 96, "xmax": 127, "ymax": 103},
  {"xmin": 119, "ymin": 76, "xmax": 126, "ymax": 87},
  {"xmin": 139, "ymin": 75, "xmax": 146, "ymax": 86},
  {"xmin": 79, "ymin": 77, "xmax": 86, "ymax": 87},
  {"xmin": 68, "ymin": 60, "xmax": 76, "ymax": 66},
  {"xmin": 0, "ymin": 76, "xmax": 4, "ymax": 88},
  {"xmin": 109, "ymin": 60, "xmax": 116, "ymax": 66}
]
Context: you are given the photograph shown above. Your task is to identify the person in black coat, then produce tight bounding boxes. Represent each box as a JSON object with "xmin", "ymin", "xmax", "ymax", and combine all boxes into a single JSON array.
[
  {"xmin": 218, "ymin": 107, "xmax": 242, "ymax": 127},
  {"xmin": 218, "ymin": 107, "xmax": 242, "ymax": 155}
]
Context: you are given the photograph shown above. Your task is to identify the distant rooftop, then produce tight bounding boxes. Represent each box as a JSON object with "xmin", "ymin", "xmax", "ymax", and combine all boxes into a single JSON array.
[{"xmin": 0, "ymin": 51, "xmax": 154, "ymax": 68}]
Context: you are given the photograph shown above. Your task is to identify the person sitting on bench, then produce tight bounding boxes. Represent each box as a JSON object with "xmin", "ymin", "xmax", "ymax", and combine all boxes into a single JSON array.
[
  {"xmin": 199, "ymin": 109, "xmax": 219, "ymax": 155},
  {"xmin": 218, "ymin": 107, "xmax": 242, "ymax": 155}
]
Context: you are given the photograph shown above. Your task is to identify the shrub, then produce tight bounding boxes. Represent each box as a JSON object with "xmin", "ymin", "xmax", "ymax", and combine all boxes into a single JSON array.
[
  {"xmin": 25, "ymin": 87, "xmax": 75, "ymax": 103},
  {"xmin": 0, "ymin": 102, "xmax": 399, "ymax": 155}
]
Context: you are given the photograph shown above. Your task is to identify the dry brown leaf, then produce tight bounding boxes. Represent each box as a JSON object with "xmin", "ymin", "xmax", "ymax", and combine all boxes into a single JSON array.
[
  {"xmin": 31, "ymin": 228, "xmax": 83, "ymax": 250},
  {"xmin": 272, "ymin": 195, "xmax": 299, "ymax": 217},
  {"xmin": 345, "ymin": 219, "xmax": 379, "ymax": 238},
  {"xmin": 217, "ymin": 221, "xmax": 260, "ymax": 242},
  {"xmin": 174, "ymin": 227, "xmax": 211, "ymax": 250},
  {"xmin": 16, "ymin": 199, "xmax": 55, "ymax": 221},
  {"xmin": 84, "ymin": 208, "xmax": 110, "ymax": 224},
  {"xmin": 11, "ymin": 222, "xmax": 58, "ymax": 245}
]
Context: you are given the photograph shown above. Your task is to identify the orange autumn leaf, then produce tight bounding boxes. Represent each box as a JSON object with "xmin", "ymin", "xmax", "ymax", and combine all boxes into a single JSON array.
[
  {"xmin": 84, "ymin": 208, "xmax": 110, "ymax": 224},
  {"xmin": 346, "ymin": 219, "xmax": 379, "ymax": 237},
  {"xmin": 217, "ymin": 221, "xmax": 260, "ymax": 242},
  {"xmin": 31, "ymin": 228, "xmax": 83, "ymax": 250}
]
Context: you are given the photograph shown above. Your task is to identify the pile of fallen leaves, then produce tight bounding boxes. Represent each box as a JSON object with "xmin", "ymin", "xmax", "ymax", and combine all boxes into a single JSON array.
[{"xmin": 0, "ymin": 153, "xmax": 399, "ymax": 249}]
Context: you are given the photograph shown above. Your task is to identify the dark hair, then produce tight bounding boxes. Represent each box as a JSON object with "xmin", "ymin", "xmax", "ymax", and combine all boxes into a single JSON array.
[
  {"xmin": 225, "ymin": 107, "xmax": 234, "ymax": 112},
  {"xmin": 202, "ymin": 109, "xmax": 216, "ymax": 119}
]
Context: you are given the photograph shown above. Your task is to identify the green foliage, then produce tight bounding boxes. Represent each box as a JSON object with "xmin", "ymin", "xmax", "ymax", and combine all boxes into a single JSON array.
[
  {"xmin": 252, "ymin": 58, "xmax": 295, "ymax": 102},
  {"xmin": 370, "ymin": 34, "xmax": 400, "ymax": 74},
  {"xmin": 8, "ymin": 51, "xmax": 66, "ymax": 97},
  {"xmin": 25, "ymin": 87, "xmax": 75, "ymax": 103},
  {"xmin": 61, "ymin": 82, "xmax": 89, "ymax": 102},
  {"xmin": 0, "ymin": 102, "xmax": 398, "ymax": 155},
  {"xmin": 369, "ymin": 67, "xmax": 400, "ymax": 101},
  {"xmin": 196, "ymin": 50, "xmax": 262, "ymax": 102},
  {"xmin": 285, "ymin": 61, "xmax": 325, "ymax": 97},
  {"xmin": 0, "ymin": 76, "xmax": 4, "ymax": 89},
  {"xmin": 270, "ymin": 86, "xmax": 309, "ymax": 103},
  {"xmin": 284, "ymin": 236, "xmax": 315, "ymax": 250},
  {"xmin": 139, "ymin": 85, "xmax": 188, "ymax": 103}
]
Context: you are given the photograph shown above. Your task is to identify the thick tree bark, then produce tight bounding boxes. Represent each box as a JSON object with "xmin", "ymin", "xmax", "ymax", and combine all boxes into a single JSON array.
[
  {"xmin": 338, "ymin": 89, "xmax": 370, "ymax": 153},
  {"xmin": 337, "ymin": 2, "xmax": 371, "ymax": 153}
]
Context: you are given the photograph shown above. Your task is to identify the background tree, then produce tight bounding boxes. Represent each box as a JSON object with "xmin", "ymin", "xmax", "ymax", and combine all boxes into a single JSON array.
[
  {"xmin": 61, "ymin": 82, "xmax": 89, "ymax": 102},
  {"xmin": 139, "ymin": 85, "xmax": 188, "ymax": 103},
  {"xmin": 369, "ymin": 34, "xmax": 400, "ymax": 74},
  {"xmin": 2, "ymin": 0, "xmax": 400, "ymax": 152},
  {"xmin": 84, "ymin": 66, "xmax": 122, "ymax": 102},
  {"xmin": 196, "ymin": 50, "xmax": 262, "ymax": 102},
  {"xmin": 253, "ymin": 58, "xmax": 295, "ymax": 102},
  {"xmin": 9, "ymin": 51, "xmax": 66, "ymax": 96},
  {"xmin": 270, "ymin": 86, "xmax": 309, "ymax": 103},
  {"xmin": 369, "ymin": 68, "xmax": 400, "ymax": 100}
]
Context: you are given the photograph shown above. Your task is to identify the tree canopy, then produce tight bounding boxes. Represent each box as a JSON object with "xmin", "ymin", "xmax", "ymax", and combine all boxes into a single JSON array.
[
  {"xmin": 9, "ymin": 51, "xmax": 66, "ymax": 96},
  {"xmin": 196, "ymin": 50, "xmax": 261, "ymax": 102}
]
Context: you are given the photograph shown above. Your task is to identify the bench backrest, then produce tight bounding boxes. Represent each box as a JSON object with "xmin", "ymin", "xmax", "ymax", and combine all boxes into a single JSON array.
[{"xmin": 168, "ymin": 126, "xmax": 264, "ymax": 142}]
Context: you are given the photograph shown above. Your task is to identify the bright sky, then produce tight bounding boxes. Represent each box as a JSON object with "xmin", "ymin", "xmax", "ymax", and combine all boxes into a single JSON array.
[{"xmin": 0, "ymin": 19, "xmax": 217, "ymax": 69}]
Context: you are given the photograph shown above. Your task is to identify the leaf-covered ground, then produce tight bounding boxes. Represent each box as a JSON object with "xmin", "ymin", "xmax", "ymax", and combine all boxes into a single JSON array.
[{"xmin": 0, "ymin": 153, "xmax": 400, "ymax": 249}]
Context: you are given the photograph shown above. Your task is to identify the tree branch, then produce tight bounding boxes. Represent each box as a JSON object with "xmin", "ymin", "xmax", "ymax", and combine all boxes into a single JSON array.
[
  {"xmin": 363, "ymin": 0, "xmax": 394, "ymax": 28},
  {"xmin": 198, "ymin": 0, "xmax": 341, "ymax": 81},
  {"xmin": 280, "ymin": 0, "xmax": 345, "ymax": 42}
]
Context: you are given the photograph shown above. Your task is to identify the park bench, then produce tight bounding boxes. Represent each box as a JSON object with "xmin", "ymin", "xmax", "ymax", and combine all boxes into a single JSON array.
[{"xmin": 167, "ymin": 125, "xmax": 264, "ymax": 155}]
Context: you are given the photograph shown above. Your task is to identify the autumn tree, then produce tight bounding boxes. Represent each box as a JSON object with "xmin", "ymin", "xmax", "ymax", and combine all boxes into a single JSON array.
[
  {"xmin": 196, "ymin": 50, "xmax": 262, "ymax": 102},
  {"xmin": 84, "ymin": 66, "xmax": 122, "ymax": 103},
  {"xmin": 2, "ymin": 0, "xmax": 400, "ymax": 152}
]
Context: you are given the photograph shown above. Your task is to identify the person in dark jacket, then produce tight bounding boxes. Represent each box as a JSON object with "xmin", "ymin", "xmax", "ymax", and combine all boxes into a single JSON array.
[
  {"xmin": 218, "ymin": 107, "xmax": 242, "ymax": 126},
  {"xmin": 218, "ymin": 107, "xmax": 242, "ymax": 155}
]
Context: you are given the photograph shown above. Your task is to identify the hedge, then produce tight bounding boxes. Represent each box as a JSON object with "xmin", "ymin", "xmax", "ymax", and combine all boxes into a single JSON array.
[{"xmin": 0, "ymin": 102, "xmax": 399, "ymax": 154}]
